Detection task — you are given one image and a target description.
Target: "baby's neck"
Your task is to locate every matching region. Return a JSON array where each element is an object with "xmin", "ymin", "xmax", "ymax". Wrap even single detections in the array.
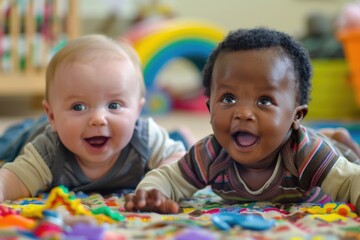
[
  {"xmin": 75, "ymin": 154, "xmax": 119, "ymax": 180},
  {"xmin": 236, "ymin": 156, "xmax": 279, "ymax": 192}
]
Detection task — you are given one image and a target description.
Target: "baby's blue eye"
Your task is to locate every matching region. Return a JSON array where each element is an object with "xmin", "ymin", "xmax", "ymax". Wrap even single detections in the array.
[
  {"xmin": 108, "ymin": 102, "xmax": 121, "ymax": 110},
  {"xmin": 72, "ymin": 104, "xmax": 86, "ymax": 111}
]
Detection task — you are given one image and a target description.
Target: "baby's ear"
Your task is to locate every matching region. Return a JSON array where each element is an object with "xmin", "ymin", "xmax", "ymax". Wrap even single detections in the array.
[
  {"xmin": 292, "ymin": 105, "xmax": 308, "ymax": 130},
  {"xmin": 206, "ymin": 99, "xmax": 210, "ymax": 113},
  {"xmin": 137, "ymin": 97, "xmax": 146, "ymax": 116},
  {"xmin": 42, "ymin": 100, "xmax": 56, "ymax": 131}
]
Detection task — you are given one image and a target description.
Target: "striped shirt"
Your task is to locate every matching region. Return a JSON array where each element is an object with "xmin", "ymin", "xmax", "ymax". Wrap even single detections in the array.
[{"xmin": 177, "ymin": 126, "xmax": 359, "ymax": 204}]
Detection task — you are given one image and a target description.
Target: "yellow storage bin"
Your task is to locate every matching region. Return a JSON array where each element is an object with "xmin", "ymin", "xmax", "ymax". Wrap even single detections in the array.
[{"xmin": 307, "ymin": 60, "xmax": 360, "ymax": 120}]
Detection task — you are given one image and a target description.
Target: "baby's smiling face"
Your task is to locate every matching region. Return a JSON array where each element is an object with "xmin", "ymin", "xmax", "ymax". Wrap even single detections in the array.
[
  {"xmin": 43, "ymin": 57, "xmax": 144, "ymax": 167},
  {"xmin": 208, "ymin": 48, "xmax": 306, "ymax": 170}
]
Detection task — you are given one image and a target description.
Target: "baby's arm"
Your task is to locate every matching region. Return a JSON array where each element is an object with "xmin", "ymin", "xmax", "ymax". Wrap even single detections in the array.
[
  {"xmin": 321, "ymin": 156, "xmax": 360, "ymax": 213},
  {"xmin": 158, "ymin": 152, "xmax": 185, "ymax": 166},
  {"xmin": 319, "ymin": 127, "xmax": 360, "ymax": 157},
  {"xmin": 146, "ymin": 118, "xmax": 187, "ymax": 168},
  {"xmin": 125, "ymin": 161, "xmax": 199, "ymax": 213},
  {"xmin": 1, "ymin": 143, "xmax": 52, "ymax": 199},
  {"xmin": 0, "ymin": 168, "xmax": 30, "ymax": 202}
]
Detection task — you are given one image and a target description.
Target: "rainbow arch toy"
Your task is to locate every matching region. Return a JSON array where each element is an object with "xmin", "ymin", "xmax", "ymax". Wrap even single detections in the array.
[
  {"xmin": 126, "ymin": 19, "xmax": 226, "ymax": 87},
  {"xmin": 124, "ymin": 19, "xmax": 226, "ymax": 113}
]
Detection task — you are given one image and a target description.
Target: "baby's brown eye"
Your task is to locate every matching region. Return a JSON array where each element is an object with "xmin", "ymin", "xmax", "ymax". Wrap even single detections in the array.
[
  {"xmin": 257, "ymin": 97, "xmax": 272, "ymax": 106},
  {"xmin": 222, "ymin": 95, "xmax": 236, "ymax": 104}
]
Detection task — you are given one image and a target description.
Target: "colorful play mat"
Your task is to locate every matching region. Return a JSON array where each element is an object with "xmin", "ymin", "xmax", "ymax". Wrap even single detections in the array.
[{"xmin": 0, "ymin": 185, "xmax": 359, "ymax": 239}]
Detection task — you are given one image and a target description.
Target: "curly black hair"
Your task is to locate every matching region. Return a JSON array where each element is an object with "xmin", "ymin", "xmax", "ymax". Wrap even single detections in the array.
[{"xmin": 202, "ymin": 27, "xmax": 312, "ymax": 105}]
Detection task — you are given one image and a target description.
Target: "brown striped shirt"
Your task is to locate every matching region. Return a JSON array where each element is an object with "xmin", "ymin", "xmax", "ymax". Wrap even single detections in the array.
[{"xmin": 177, "ymin": 126, "xmax": 359, "ymax": 204}]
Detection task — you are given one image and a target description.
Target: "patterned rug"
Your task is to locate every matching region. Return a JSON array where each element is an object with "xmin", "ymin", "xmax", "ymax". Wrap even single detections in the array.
[{"xmin": 1, "ymin": 186, "xmax": 360, "ymax": 239}]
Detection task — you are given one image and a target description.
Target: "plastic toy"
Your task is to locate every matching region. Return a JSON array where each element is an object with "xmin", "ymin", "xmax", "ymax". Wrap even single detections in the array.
[
  {"xmin": 0, "ymin": 205, "xmax": 18, "ymax": 216},
  {"xmin": 142, "ymin": 87, "xmax": 172, "ymax": 115},
  {"xmin": 20, "ymin": 185, "xmax": 89, "ymax": 218},
  {"xmin": 211, "ymin": 213, "xmax": 275, "ymax": 231},
  {"xmin": 124, "ymin": 18, "xmax": 226, "ymax": 114},
  {"xmin": 33, "ymin": 210, "xmax": 63, "ymax": 238},
  {"xmin": 91, "ymin": 206, "xmax": 125, "ymax": 222},
  {"xmin": 126, "ymin": 213, "xmax": 151, "ymax": 222},
  {"xmin": 309, "ymin": 213, "xmax": 349, "ymax": 222},
  {"xmin": 127, "ymin": 19, "xmax": 225, "ymax": 88},
  {"xmin": 20, "ymin": 185, "xmax": 125, "ymax": 224},
  {"xmin": 174, "ymin": 228, "xmax": 217, "ymax": 240},
  {"xmin": 300, "ymin": 202, "xmax": 358, "ymax": 218},
  {"xmin": 65, "ymin": 223, "xmax": 106, "ymax": 239},
  {"xmin": 0, "ymin": 214, "xmax": 36, "ymax": 230}
]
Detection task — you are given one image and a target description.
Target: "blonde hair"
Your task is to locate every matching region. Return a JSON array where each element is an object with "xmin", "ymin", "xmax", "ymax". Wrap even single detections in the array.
[{"xmin": 45, "ymin": 34, "xmax": 145, "ymax": 101}]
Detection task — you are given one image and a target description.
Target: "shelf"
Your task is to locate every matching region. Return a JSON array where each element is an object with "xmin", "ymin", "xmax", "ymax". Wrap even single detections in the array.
[
  {"xmin": 0, "ymin": 0, "xmax": 79, "ymax": 98},
  {"xmin": 0, "ymin": 74, "xmax": 45, "ymax": 97}
]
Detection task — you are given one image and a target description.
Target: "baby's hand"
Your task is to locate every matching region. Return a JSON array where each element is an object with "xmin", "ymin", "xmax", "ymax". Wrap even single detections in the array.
[{"xmin": 124, "ymin": 188, "xmax": 179, "ymax": 214}]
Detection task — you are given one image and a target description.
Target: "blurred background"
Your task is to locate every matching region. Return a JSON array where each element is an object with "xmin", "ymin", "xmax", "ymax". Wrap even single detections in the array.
[{"xmin": 0, "ymin": 0, "xmax": 359, "ymax": 142}]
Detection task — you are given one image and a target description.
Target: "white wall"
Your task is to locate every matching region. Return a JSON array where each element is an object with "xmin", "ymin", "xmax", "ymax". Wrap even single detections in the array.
[
  {"xmin": 80, "ymin": 0, "xmax": 353, "ymax": 37},
  {"xmin": 171, "ymin": 0, "xmax": 352, "ymax": 36}
]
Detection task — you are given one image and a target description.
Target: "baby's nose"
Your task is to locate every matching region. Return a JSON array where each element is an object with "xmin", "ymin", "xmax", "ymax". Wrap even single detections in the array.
[
  {"xmin": 233, "ymin": 107, "xmax": 255, "ymax": 121},
  {"xmin": 89, "ymin": 110, "xmax": 107, "ymax": 126}
]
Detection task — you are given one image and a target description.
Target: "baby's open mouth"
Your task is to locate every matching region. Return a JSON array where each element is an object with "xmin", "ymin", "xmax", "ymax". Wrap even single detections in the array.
[
  {"xmin": 85, "ymin": 136, "xmax": 109, "ymax": 148},
  {"xmin": 232, "ymin": 131, "xmax": 258, "ymax": 147}
]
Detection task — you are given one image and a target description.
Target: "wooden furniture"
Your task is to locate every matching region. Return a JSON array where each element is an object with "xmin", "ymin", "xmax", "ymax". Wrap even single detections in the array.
[{"xmin": 0, "ymin": 0, "xmax": 79, "ymax": 97}]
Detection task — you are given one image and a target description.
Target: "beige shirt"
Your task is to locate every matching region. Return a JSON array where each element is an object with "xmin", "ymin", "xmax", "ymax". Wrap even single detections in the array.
[{"xmin": 3, "ymin": 118, "xmax": 185, "ymax": 196}]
